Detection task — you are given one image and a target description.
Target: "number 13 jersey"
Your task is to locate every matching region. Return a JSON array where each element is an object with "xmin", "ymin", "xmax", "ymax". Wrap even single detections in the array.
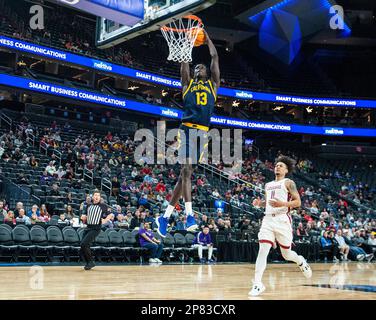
[{"xmin": 182, "ymin": 79, "xmax": 216, "ymax": 127}]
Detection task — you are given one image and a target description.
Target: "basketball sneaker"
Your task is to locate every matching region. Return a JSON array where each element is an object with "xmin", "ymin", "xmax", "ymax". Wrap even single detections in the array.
[
  {"xmin": 149, "ymin": 258, "xmax": 158, "ymax": 263},
  {"xmin": 154, "ymin": 258, "xmax": 163, "ymax": 263},
  {"xmin": 248, "ymin": 283, "xmax": 265, "ymax": 296},
  {"xmin": 298, "ymin": 256, "xmax": 312, "ymax": 278},
  {"xmin": 156, "ymin": 216, "xmax": 168, "ymax": 238},
  {"xmin": 186, "ymin": 214, "xmax": 198, "ymax": 232},
  {"xmin": 84, "ymin": 261, "xmax": 95, "ymax": 270},
  {"xmin": 365, "ymin": 253, "xmax": 374, "ymax": 262}
]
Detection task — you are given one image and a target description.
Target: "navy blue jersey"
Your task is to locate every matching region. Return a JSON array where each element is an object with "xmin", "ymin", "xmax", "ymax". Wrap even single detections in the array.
[{"xmin": 182, "ymin": 79, "xmax": 216, "ymax": 128}]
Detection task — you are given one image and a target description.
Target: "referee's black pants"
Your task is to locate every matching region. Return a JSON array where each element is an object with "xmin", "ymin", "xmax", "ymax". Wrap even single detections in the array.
[{"xmin": 80, "ymin": 226, "xmax": 101, "ymax": 263}]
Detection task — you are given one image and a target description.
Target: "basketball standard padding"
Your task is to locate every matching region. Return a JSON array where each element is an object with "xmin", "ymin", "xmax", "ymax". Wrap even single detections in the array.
[{"xmin": 194, "ymin": 29, "xmax": 206, "ymax": 47}]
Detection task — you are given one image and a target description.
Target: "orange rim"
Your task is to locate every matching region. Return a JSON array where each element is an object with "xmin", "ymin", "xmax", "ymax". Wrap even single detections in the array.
[{"xmin": 161, "ymin": 15, "xmax": 203, "ymax": 33}]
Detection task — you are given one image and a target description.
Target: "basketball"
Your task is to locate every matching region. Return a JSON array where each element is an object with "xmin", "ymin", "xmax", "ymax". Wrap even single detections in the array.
[{"xmin": 194, "ymin": 28, "xmax": 206, "ymax": 47}]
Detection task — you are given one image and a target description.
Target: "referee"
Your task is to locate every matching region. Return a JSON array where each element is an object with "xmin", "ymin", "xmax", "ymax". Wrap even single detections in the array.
[{"xmin": 80, "ymin": 190, "xmax": 111, "ymax": 270}]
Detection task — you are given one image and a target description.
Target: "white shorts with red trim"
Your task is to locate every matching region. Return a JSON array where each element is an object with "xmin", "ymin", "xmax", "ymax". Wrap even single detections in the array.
[{"xmin": 258, "ymin": 213, "xmax": 293, "ymax": 249}]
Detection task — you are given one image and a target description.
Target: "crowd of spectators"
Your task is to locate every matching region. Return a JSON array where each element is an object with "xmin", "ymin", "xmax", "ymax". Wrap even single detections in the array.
[{"xmin": 0, "ymin": 113, "xmax": 375, "ymax": 263}]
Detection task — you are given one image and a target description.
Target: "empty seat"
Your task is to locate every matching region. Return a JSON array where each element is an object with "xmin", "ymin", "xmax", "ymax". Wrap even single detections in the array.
[
  {"xmin": 62, "ymin": 226, "xmax": 81, "ymax": 261},
  {"xmin": 46, "ymin": 226, "xmax": 70, "ymax": 261},
  {"xmin": 12, "ymin": 227, "xmax": 35, "ymax": 262}
]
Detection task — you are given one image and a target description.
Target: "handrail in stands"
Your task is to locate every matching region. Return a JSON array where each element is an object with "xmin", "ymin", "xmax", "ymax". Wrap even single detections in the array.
[
  {"xmin": 83, "ymin": 166, "xmax": 94, "ymax": 185},
  {"xmin": 101, "ymin": 177, "xmax": 112, "ymax": 194},
  {"xmin": 0, "ymin": 111, "xmax": 12, "ymax": 129}
]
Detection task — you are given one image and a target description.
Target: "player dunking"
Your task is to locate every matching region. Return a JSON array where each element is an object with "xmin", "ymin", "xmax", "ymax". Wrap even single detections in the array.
[
  {"xmin": 156, "ymin": 29, "xmax": 220, "ymax": 237},
  {"xmin": 249, "ymin": 156, "xmax": 312, "ymax": 296}
]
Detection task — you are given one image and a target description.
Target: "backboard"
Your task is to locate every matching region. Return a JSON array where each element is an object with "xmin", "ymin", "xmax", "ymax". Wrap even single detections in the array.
[{"xmin": 95, "ymin": 0, "xmax": 216, "ymax": 49}]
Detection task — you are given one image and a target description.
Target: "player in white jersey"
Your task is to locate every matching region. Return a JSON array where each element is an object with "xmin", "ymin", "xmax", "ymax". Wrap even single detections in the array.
[{"xmin": 249, "ymin": 156, "xmax": 312, "ymax": 296}]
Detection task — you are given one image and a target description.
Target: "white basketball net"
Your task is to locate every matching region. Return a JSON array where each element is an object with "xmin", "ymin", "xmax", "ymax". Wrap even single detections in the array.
[{"xmin": 161, "ymin": 16, "xmax": 203, "ymax": 63}]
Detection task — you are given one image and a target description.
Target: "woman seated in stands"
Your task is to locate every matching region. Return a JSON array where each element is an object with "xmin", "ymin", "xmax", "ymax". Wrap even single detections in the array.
[
  {"xmin": 39, "ymin": 204, "xmax": 50, "ymax": 222},
  {"xmin": 29, "ymin": 155, "xmax": 38, "ymax": 168},
  {"xmin": 4, "ymin": 211, "xmax": 16, "ymax": 224},
  {"xmin": 296, "ymin": 222, "xmax": 308, "ymax": 238}
]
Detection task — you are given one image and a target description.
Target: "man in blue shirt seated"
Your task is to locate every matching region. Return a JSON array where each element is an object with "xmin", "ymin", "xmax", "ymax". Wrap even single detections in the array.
[
  {"xmin": 193, "ymin": 226, "xmax": 214, "ymax": 264},
  {"xmin": 138, "ymin": 222, "xmax": 163, "ymax": 263}
]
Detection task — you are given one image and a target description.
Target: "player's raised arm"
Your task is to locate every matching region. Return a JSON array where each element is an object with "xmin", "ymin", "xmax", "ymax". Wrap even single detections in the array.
[
  {"xmin": 203, "ymin": 30, "xmax": 220, "ymax": 90},
  {"xmin": 181, "ymin": 62, "xmax": 191, "ymax": 91}
]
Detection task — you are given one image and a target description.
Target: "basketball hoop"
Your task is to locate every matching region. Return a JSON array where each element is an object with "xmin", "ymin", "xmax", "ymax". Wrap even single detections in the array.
[{"xmin": 161, "ymin": 15, "xmax": 203, "ymax": 63}]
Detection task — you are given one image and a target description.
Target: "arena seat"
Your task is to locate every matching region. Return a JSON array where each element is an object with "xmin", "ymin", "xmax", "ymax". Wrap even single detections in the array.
[
  {"xmin": 173, "ymin": 233, "xmax": 187, "ymax": 262},
  {"xmin": 46, "ymin": 226, "xmax": 70, "ymax": 261},
  {"xmin": 107, "ymin": 230, "xmax": 127, "ymax": 262},
  {"xmin": 30, "ymin": 226, "xmax": 52, "ymax": 262},
  {"xmin": 122, "ymin": 230, "xmax": 141, "ymax": 262},
  {"xmin": 62, "ymin": 226, "xmax": 81, "ymax": 261},
  {"xmin": 0, "ymin": 227, "xmax": 17, "ymax": 262},
  {"xmin": 162, "ymin": 233, "xmax": 175, "ymax": 261},
  {"xmin": 92, "ymin": 231, "xmax": 110, "ymax": 262},
  {"xmin": 12, "ymin": 226, "xmax": 35, "ymax": 262}
]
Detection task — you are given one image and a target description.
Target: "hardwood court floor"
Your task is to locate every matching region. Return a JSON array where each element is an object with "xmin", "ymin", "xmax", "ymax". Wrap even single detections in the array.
[{"xmin": 0, "ymin": 262, "xmax": 375, "ymax": 300}]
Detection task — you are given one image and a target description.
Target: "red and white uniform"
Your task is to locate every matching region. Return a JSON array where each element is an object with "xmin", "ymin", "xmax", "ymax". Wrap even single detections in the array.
[{"xmin": 258, "ymin": 178, "xmax": 293, "ymax": 249}]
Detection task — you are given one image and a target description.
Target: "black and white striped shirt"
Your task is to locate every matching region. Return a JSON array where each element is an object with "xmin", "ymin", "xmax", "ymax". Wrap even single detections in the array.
[{"xmin": 86, "ymin": 203, "xmax": 108, "ymax": 226}]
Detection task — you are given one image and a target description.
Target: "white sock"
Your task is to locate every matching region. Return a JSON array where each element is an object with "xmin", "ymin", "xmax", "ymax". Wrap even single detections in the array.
[
  {"xmin": 254, "ymin": 243, "xmax": 271, "ymax": 284},
  {"xmin": 185, "ymin": 202, "xmax": 193, "ymax": 216},
  {"xmin": 280, "ymin": 248, "xmax": 302, "ymax": 264},
  {"xmin": 163, "ymin": 205, "xmax": 174, "ymax": 218}
]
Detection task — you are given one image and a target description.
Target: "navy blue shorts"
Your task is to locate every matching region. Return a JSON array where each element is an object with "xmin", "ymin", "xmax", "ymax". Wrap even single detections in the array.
[{"xmin": 177, "ymin": 125, "xmax": 209, "ymax": 164}]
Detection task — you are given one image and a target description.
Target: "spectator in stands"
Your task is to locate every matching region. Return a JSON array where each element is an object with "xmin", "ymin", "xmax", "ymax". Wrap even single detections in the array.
[
  {"xmin": 46, "ymin": 161, "xmax": 57, "ymax": 176},
  {"xmin": 16, "ymin": 209, "xmax": 31, "ymax": 225},
  {"xmin": 155, "ymin": 179, "xmax": 166, "ymax": 193},
  {"xmin": 138, "ymin": 222, "xmax": 163, "ymax": 263},
  {"xmin": 39, "ymin": 204, "xmax": 50, "ymax": 222},
  {"xmin": 335, "ymin": 229, "xmax": 350, "ymax": 261},
  {"xmin": 131, "ymin": 167, "xmax": 139, "ymax": 179},
  {"xmin": 16, "ymin": 173, "xmax": 29, "ymax": 185},
  {"xmin": 56, "ymin": 166, "xmax": 66, "ymax": 180},
  {"xmin": 40, "ymin": 170, "xmax": 52, "ymax": 184},
  {"xmin": 342, "ymin": 230, "xmax": 372, "ymax": 261},
  {"xmin": 49, "ymin": 184, "xmax": 61, "ymax": 197},
  {"xmin": 216, "ymin": 218, "xmax": 227, "ymax": 232},
  {"xmin": 130, "ymin": 210, "xmax": 143, "ymax": 229},
  {"xmin": 0, "ymin": 201, "xmax": 7, "ymax": 217},
  {"xmin": 101, "ymin": 163, "xmax": 111, "ymax": 177},
  {"xmin": 176, "ymin": 216, "xmax": 187, "ymax": 231},
  {"xmin": 18, "ymin": 154, "xmax": 28, "ymax": 167},
  {"xmin": 352, "ymin": 230, "xmax": 374, "ymax": 260},
  {"xmin": 102, "ymin": 213, "xmax": 115, "ymax": 229},
  {"xmin": 58, "ymin": 213, "xmax": 70, "ymax": 225},
  {"xmin": 303, "ymin": 210, "xmax": 313, "ymax": 223},
  {"xmin": 368, "ymin": 233, "xmax": 376, "ymax": 254},
  {"xmin": 12, "ymin": 148, "xmax": 23, "ymax": 162},
  {"xmin": 65, "ymin": 205, "xmax": 75, "ymax": 219},
  {"xmin": 27, "ymin": 205, "xmax": 40, "ymax": 218},
  {"xmin": 320, "ymin": 230, "xmax": 338, "ymax": 261},
  {"xmin": 296, "ymin": 222, "xmax": 308, "ymax": 238},
  {"xmin": 113, "ymin": 205, "xmax": 123, "ymax": 218},
  {"xmin": 30, "ymin": 212, "xmax": 40, "ymax": 225},
  {"xmin": 4, "ymin": 211, "xmax": 16, "ymax": 225},
  {"xmin": 144, "ymin": 210, "xmax": 155, "ymax": 224},
  {"xmin": 29, "ymin": 155, "xmax": 38, "ymax": 168},
  {"xmin": 208, "ymin": 218, "xmax": 218, "ymax": 232},
  {"xmin": 14, "ymin": 202, "xmax": 24, "ymax": 218},
  {"xmin": 109, "ymin": 156, "xmax": 119, "ymax": 167},
  {"xmin": 111, "ymin": 176, "xmax": 120, "ymax": 197},
  {"xmin": 192, "ymin": 226, "xmax": 214, "ymax": 264},
  {"xmin": 123, "ymin": 211, "xmax": 133, "ymax": 228},
  {"xmin": 199, "ymin": 214, "xmax": 208, "ymax": 230}
]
